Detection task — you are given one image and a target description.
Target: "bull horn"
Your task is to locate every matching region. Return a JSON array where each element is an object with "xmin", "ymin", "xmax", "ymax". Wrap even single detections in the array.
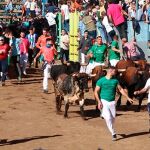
[
  {"xmin": 117, "ymin": 69, "xmax": 126, "ymax": 72},
  {"xmin": 81, "ymin": 63, "xmax": 88, "ymax": 66},
  {"xmin": 89, "ymin": 74, "xmax": 96, "ymax": 77},
  {"xmin": 133, "ymin": 61, "xmax": 139, "ymax": 64},
  {"xmin": 138, "ymin": 71, "xmax": 144, "ymax": 74},
  {"xmin": 72, "ymin": 73, "xmax": 77, "ymax": 77},
  {"xmin": 66, "ymin": 62, "xmax": 70, "ymax": 66},
  {"xmin": 102, "ymin": 68, "xmax": 108, "ymax": 71}
]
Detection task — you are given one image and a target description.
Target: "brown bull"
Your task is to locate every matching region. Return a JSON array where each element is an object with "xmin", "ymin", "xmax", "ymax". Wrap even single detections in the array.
[
  {"xmin": 117, "ymin": 66, "xmax": 150, "ymax": 111},
  {"xmin": 116, "ymin": 59, "xmax": 149, "ymax": 70}
]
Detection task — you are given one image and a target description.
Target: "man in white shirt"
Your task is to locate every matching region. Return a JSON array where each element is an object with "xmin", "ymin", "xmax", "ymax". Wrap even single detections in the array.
[
  {"xmin": 134, "ymin": 77, "xmax": 150, "ymax": 112},
  {"xmin": 61, "ymin": 1, "xmax": 70, "ymax": 32},
  {"xmin": 134, "ymin": 69, "xmax": 150, "ymax": 133},
  {"xmin": 45, "ymin": 10, "xmax": 57, "ymax": 41}
]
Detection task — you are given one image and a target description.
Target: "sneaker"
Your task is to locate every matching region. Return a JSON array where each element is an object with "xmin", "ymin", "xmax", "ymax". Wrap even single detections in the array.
[
  {"xmin": 18, "ymin": 76, "xmax": 22, "ymax": 82},
  {"xmin": 23, "ymin": 71, "xmax": 27, "ymax": 75},
  {"xmin": 112, "ymin": 134, "xmax": 117, "ymax": 141},
  {"xmin": 43, "ymin": 90, "xmax": 48, "ymax": 94}
]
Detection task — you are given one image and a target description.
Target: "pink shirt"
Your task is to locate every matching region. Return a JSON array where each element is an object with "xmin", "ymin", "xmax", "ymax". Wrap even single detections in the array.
[
  {"xmin": 19, "ymin": 38, "xmax": 30, "ymax": 54},
  {"xmin": 124, "ymin": 40, "xmax": 139, "ymax": 58},
  {"xmin": 40, "ymin": 46, "xmax": 56, "ymax": 62},
  {"xmin": 107, "ymin": 4, "xmax": 125, "ymax": 26}
]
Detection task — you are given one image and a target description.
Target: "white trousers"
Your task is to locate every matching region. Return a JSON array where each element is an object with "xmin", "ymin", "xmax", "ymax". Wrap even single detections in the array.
[
  {"xmin": 85, "ymin": 62, "xmax": 95, "ymax": 75},
  {"xmin": 43, "ymin": 63, "xmax": 51, "ymax": 91},
  {"xmin": 80, "ymin": 53, "xmax": 87, "ymax": 73},
  {"xmin": 85, "ymin": 61, "xmax": 105, "ymax": 75},
  {"xmin": 94, "ymin": 62, "xmax": 105, "ymax": 68},
  {"xmin": 20, "ymin": 53, "xmax": 28, "ymax": 73},
  {"xmin": 109, "ymin": 59, "xmax": 119, "ymax": 67},
  {"xmin": 101, "ymin": 99, "xmax": 116, "ymax": 136}
]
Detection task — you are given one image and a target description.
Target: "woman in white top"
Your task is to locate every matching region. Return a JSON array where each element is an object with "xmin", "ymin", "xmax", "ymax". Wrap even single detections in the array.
[
  {"xmin": 24, "ymin": 0, "xmax": 31, "ymax": 16},
  {"xmin": 60, "ymin": 29, "xmax": 69, "ymax": 63},
  {"xmin": 30, "ymin": 0, "xmax": 37, "ymax": 18}
]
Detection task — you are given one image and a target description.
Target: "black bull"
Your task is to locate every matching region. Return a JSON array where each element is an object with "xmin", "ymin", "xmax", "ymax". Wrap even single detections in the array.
[{"xmin": 53, "ymin": 73, "xmax": 89, "ymax": 118}]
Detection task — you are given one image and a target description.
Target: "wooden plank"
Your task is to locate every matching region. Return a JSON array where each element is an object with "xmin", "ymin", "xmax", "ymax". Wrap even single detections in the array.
[
  {"xmin": 0, "ymin": 16, "xmax": 22, "ymax": 19},
  {"xmin": 0, "ymin": 10, "xmax": 22, "ymax": 13},
  {"xmin": 0, "ymin": 2, "xmax": 22, "ymax": 5}
]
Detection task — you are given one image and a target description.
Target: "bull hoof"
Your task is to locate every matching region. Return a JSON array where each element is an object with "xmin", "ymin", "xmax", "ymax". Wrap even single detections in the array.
[
  {"xmin": 116, "ymin": 102, "xmax": 121, "ymax": 108},
  {"xmin": 135, "ymin": 108, "xmax": 141, "ymax": 112},
  {"xmin": 82, "ymin": 117, "xmax": 87, "ymax": 120},
  {"xmin": 84, "ymin": 89, "xmax": 89, "ymax": 92},
  {"xmin": 56, "ymin": 111, "xmax": 62, "ymax": 115},
  {"xmin": 64, "ymin": 114, "xmax": 68, "ymax": 118}
]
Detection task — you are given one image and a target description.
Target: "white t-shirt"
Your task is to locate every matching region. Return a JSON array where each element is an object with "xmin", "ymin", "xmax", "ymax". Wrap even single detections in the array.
[
  {"xmin": 61, "ymin": 4, "xmax": 69, "ymax": 20},
  {"xmin": 144, "ymin": 78, "xmax": 150, "ymax": 103},
  {"xmin": 102, "ymin": 16, "xmax": 113, "ymax": 33},
  {"xmin": 30, "ymin": 2, "xmax": 37, "ymax": 11},
  {"xmin": 45, "ymin": 12, "xmax": 56, "ymax": 26},
  {"xmin": 60, "ymin": 34, "xmax": 69, "ymax": 50},
  {"xmin": 24, "ymin": 1, "xmax": 31, "ymax": 9}
]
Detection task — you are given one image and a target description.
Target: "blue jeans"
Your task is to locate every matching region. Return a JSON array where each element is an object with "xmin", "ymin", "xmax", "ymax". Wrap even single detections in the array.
[
  {"xmin": 0, "ymin": 59, "xmax": 8, "ymax": 82},
  {"xmin": 26, "ymin": 8, "xmax": 30, "ymax": 16},
  {"xmin": 63, "ymin": 19, "xmax": 69, "ymax": 32},
  {"xmin": 96, "ymin": 21, "xmax": 107, "ymax": 43}
]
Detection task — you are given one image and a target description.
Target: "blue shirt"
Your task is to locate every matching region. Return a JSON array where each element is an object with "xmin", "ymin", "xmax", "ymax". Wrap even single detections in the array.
[{"xmin": 10, "ymin": 37, "xmax": 20, "ymax": 56}]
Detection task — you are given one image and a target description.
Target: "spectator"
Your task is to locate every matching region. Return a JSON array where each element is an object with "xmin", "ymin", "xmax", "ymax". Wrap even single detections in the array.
[
  {"xmin": 122, "ymin": 38, "xmax": 141, "ymax": 61},
  {"xmin": 24, "ymin": 0, "xmax": 31, "ymax": 16},
  {"xmin": 101, "ymin": 11, "xmax": 116, "ymax": 44},
  {"xmin": 107, "ymin": 0, "xmax": 128, "ymax": 39},
  {"xmin": 19, "ymin": 31, "xmax": 30, "ymax": 75},
  {"xmin": 82, "ymin": 10, "xmax": 97, "ymax": 39},
  {"xmin": 26, "ymin": 27, "xmax": 38, "ymax": 68},
  {"xmin": 78, "ymin": 15, "xmax": 86, "ymax": 36},
  {"xmin": 5, "ymin": 0, "xmax": 13, "ymax": 14},
  {"xmin": 78, "ymin": 30, "xmax": 92, "ymax": 73},
  {"xmin": 61, "ymin": 1, "xmax": 70, "ymax": 32},
  {"xmin": 0, "ymin": 36, "xmax": 10, "ymax": 86},
  {"xmin": 7, "ymin": 31, "xmax": 22, "ymax": 81},
  {"xmin": 60, "ymin": 29, "xmax": 69, "ymax": 64},
  {"xmin": 45, "ymin": 9, "xmax": 57, "ymax": 41},
  {"xmin": 30, "ymin": 0, "xmax": 37, "ymax": 18}
]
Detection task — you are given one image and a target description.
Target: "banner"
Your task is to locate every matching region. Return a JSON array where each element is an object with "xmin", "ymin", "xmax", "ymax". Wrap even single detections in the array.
[{"xmin": 69, "ymin": 11, "xmax": 79, "ymax": 62}]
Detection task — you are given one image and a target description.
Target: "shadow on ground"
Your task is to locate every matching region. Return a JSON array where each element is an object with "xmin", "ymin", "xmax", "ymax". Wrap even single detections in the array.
[{"xmin": 0, "ymin": 135, "xmax": 63, "ymax": 146}]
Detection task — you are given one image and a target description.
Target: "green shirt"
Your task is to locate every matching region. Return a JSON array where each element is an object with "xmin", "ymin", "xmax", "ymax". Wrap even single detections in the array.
[
  {"xmin": 109, "ymin": 40, "xmax": 120, "ymax": 60},
  {"xmin": 96, "ymin": 76, "xmax": 119, "ymax": 102},
  {"xmin": 89, "ymin": 44, "xmax": 107, "ymax": 63}
]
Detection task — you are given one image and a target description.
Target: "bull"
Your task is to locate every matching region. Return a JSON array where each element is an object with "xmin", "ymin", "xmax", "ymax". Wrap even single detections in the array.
[
  {"xmin": 50, "ymin": 61, "xmax": 80, "ymax": 81},
  {"xmin": 54, "ymin": 73, "xmax": 89, "ymax": 119},
  {"xmin": 117, "ymin": 65, "xmax": 150, "ymax": 111}
]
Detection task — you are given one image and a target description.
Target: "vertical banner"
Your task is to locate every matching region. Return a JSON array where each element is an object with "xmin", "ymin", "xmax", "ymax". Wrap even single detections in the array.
[{"xmin": 69, "ymin": 11, "xmax": 79, "ymax": 62}]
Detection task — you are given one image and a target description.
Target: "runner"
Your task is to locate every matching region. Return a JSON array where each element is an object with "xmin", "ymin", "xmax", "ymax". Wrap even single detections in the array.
[{"xmin": 34, "ymin": 38, "xmax": 57, "ymax": 93}]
